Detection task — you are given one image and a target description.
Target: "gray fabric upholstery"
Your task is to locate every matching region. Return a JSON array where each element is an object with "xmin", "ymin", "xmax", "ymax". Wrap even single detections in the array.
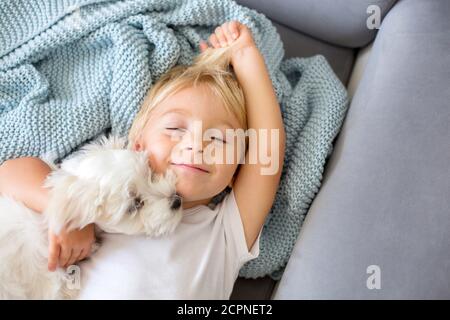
[
  {"xmin": 272, "ymin": 21, "xmax": 355, "ymax": 85},
  {"xmin": 273, "ymin": 0, "xmax": 450, "ymax": 299},
  {"xmin": 236, "ymin": 0, "xmax": 397, "ymax": 48}
]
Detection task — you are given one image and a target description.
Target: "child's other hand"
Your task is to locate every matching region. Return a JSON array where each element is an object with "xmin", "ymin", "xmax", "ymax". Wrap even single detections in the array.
[
  {"xmin": 48, "ymin": 223, "xmax": 96, "ymax": 272},
  {"xmin": 199, "ymin": 20, "xmax": 258, "ymax": 65}
]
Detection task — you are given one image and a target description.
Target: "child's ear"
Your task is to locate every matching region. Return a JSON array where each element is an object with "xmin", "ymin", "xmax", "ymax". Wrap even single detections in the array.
[{"xmin": 133, "ymin": 140, "xmax": 143, "ymax": 151}]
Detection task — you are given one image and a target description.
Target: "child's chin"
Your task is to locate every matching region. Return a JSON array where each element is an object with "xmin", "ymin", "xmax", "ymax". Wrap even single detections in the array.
[
  {"xmin": 174, "ymin": 187, "xmax": 195, "ymax": 200},
  {"xmin": 176, "ymin": 189, "xmax": 207, "ymax": 203}
]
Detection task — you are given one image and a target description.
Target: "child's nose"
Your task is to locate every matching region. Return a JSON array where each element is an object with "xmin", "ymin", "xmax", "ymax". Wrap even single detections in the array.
[
  {"xmin": 183, "ymin": 132, "xmax": 206, "ymax": 154},
  {"xmin": 185, "ymin": 144, "xmax": 203, "ymax": 154}
]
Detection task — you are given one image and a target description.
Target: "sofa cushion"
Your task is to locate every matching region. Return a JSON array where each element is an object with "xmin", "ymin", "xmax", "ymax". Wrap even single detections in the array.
[
  {"xmin": 236, "ymin": 0, "xmax": 397, "ymax": 48},
  {"xmin": 273, "ymin": 0, "xmax": 450, "ymax": 299}
]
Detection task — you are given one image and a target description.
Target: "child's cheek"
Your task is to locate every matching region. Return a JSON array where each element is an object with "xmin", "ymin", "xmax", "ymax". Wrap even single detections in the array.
[{"xmin": 145, "ymin": 136, "xmax": 172, "ymax": 174}]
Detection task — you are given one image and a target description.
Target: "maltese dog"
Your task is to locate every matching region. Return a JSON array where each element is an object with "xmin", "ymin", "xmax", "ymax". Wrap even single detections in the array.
[{"xmin": 0, "ymin": 135, "xmax": 183, "ymax": 299}]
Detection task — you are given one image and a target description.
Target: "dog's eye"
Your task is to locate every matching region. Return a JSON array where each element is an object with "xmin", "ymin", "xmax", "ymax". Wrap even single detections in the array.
[
  {"xmin": 127, "ymin": 197, "xmax": 144, "ymax": 214},
  {"xmin": 134, "ymin": 197, "xmax": 144, "ymax": 210}
]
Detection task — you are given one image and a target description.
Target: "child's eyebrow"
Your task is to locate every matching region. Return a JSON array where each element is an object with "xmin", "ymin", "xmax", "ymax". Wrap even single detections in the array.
[
  {"xmin": 159, "ymin": 108, "xmax": 190, "ymax": 117},
  {"xmin": 160, "ymin": 108, "xmax": 236, "ymax": 129}
]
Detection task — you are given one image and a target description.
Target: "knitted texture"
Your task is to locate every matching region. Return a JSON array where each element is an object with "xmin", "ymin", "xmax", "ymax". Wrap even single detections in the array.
[{"xmin": 0, "ymin": 0, "xmax": 349, "ymax": 280}]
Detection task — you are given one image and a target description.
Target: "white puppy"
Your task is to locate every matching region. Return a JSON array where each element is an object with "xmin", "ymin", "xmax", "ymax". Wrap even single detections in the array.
[{"xmin": 0, "ymin": 135, "xmax": 183, "ymax": 299}]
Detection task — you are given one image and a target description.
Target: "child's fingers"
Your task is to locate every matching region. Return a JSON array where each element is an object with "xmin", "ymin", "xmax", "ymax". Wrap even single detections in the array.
[
  {"xmin": 68, "ymin": 249, "xmax": 82, "ymax": 266},
  {"xmin": 220, "ymin": 22, "xmax": 234, "ymax": 44},
  {"xmin": 214, "ymin": 26, "xmax": 228, "ymax": 47},
  {"xmin": 208, "ymin": 33, "xmax": 221, "ymax": 48},
  {"xmin": 227, "ymin": 20, "xmax": 240, "ymax": 39},
  {"xmin": 79, "ymin": 248, "xmax": 88, "ymax": 261},
  {"xmin": 79, "ymin": 248, "xmax": 90, "ymax": 261},
  {"xmin": 48, "ymin": 235, "xmax": 60, "ymax": 271},
  {"xmin": 59, "ymin": 247, "xmax": 73, "ymax": 268},
  {"xmin": 199, "ymin": 40, "xmax": 209, "ymax": 53}
]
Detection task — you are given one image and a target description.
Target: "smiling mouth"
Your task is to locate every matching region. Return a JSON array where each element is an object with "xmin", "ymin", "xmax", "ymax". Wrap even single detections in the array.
[{"xmin": 171, "ymin": 163, "xmax": 209, "ymax": 173}]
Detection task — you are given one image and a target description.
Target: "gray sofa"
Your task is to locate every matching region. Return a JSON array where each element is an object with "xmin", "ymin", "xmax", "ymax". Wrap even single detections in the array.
[{"xmin": 231, "ymin": 0, "xmax": 450, "ymax": 299}]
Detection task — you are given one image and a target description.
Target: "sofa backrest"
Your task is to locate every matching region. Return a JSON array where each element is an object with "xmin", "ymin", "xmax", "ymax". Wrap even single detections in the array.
[{"xmin": 236, "ymin": 0, "xmax": 397, "ymax": 48}]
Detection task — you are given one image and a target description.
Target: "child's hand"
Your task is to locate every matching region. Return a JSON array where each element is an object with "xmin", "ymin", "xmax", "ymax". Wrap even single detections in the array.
[
  {"xmin": 199, "ymin": 20, "xmax": 258, "ymax": 65},
  {"xmin": 48, "ymin": 223, "xmax": 96, "ymax": 271}
]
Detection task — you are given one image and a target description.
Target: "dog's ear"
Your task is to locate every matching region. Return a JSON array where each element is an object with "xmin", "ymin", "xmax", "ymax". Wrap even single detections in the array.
[
  {"xmin": 44, "ymin": 170, "xmax": 99, "ymax": 235},
  {"xmin": 164, "ymin": 168, "xmax": 178, "ymax": 186},
  {"xmin": 101, "ymin": 135, "xmax": 127, "ymax": 150},
  {"xmin": 149, "ymin": 172, "xmax": 157, "ymax": 184},
  {"xmin": 150, "ymin": 168, "xmax": 178, "ymax": 195}
]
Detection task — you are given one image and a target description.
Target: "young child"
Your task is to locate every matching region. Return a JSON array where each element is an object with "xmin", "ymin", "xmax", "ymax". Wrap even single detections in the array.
[{"xmin": 0, "ymin": 21, "xmax": 285, "ymax": 299}]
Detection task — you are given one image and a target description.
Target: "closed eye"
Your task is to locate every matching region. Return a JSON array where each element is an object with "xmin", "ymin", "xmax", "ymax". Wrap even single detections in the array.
[
  {"xmin": 211, "ymin": 136, "xmax": 226, "ymax": 144},
  {"xmin": 127, "ymin": 197, "xmax": 144, "ymax": 214}
]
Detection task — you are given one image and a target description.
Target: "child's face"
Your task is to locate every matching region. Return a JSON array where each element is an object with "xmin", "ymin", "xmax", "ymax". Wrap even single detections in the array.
[{"xmin": 133, "ymin": 84, "xmax": 244, "ymax": 208}]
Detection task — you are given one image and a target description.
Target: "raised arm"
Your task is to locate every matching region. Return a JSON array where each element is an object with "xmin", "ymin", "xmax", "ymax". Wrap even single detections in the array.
[{"xmin": 201, "ymin": 21, "xmax": 286, "ymax": 250}]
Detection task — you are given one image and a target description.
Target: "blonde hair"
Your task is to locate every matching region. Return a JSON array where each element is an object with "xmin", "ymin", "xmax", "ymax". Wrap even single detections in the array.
[{"xmin": 128, "ymin": 46, "xmax": 247, "ymax": 145}]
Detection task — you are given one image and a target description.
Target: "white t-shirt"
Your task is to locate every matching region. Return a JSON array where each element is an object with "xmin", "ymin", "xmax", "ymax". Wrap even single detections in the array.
[{"xmin": 77, "ymin": 189, "xmax": 261, "ymax": 299}]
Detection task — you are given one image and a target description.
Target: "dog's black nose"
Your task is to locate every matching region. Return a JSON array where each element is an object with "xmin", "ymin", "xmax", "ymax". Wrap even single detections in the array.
[{"xmin": 170, "ymin": 194, "xmax": 182, "ymax": 210}]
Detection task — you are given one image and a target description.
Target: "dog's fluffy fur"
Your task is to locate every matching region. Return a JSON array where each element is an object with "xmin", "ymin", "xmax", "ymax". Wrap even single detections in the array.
[{"xmin": 0, "ymin": 135, "xmax": 183, "ymax": 299}]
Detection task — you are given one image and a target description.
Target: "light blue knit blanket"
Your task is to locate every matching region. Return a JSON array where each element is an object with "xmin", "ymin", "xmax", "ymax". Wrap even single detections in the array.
[{"xmin": 0, "ymin": 0, "xmax": 348, "ymax": 280}]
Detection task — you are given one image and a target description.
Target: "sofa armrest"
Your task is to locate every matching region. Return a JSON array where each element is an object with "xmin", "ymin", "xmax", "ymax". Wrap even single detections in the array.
[{"xmin": 273, "ymin": 0, "xmax": 450, "ymax": 299}]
